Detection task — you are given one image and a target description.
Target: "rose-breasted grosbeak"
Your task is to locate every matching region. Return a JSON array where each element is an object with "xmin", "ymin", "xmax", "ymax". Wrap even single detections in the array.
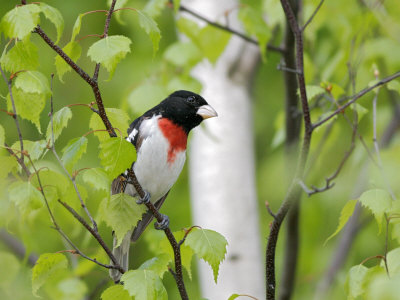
[{"xmin": 109, "ymin": 90, "xmax": 217, "ymax": 282}]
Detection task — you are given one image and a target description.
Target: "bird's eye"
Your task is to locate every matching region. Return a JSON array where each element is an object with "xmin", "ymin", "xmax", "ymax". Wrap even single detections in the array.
[{"xmin": 187, "ymin": 96, "xmax": 196, "ymax": 103}]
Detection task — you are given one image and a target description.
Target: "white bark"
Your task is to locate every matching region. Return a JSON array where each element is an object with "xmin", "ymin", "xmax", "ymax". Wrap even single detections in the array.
[{"xmin": 184, "ymin": 1, "xmax": 264, "ymax": 298}]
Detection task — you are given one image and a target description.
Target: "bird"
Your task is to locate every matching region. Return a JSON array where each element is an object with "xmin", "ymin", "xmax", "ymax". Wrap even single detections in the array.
[{"xmin": 109, "ymin": 90, "xmax": 218, "ymax": 282}]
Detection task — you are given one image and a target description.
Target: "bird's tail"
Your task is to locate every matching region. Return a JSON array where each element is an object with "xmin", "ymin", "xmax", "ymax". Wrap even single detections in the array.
[{"xmin": 109, "ymin": 230, "xmax": 131, "ymax": 283}]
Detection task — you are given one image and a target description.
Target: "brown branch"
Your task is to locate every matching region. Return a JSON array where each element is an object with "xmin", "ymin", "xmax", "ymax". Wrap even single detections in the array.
[
  {"xmin": 301, "ymin": 0, "xmax": 325, "ymax": 31},
  {"xmin": 178, "ymin": 5, "xmax": 286, "ymax": 54},
  {"xmin": 33, "ymin": 26, "xmax": 117, "ymax": 137},
  {"xmin": 127, "ymin": 169, "xmax": 188, "ymax": 300},
  {"xmin": 312, "ymin": 71, "xmax": 400, "ymax": 129}
]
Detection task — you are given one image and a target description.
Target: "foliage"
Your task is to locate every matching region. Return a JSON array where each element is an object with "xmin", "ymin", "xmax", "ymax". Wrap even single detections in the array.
[{"xmin": 0, "ymin": 0, "xmax": 400, "ymax": 299}]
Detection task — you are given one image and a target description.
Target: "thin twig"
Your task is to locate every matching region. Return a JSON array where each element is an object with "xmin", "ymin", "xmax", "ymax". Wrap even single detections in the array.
[
  {"xmin": 0, "ymin": 65, "xmax": 25, "ymax": 166},
  {"xmin": 312, "ymin": 71, "xmax": 400, "ymax": 129},
  {"xmin": 302, "ymin": 0, "xmax": 325, "ymax": 31},
  {"xmin": 179, "ymin": 5, "xmax": 285, "ymax": 54}
]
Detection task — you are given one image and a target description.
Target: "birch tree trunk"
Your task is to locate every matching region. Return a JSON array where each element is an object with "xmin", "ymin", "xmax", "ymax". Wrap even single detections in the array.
[{"xmin": 184, "ymin": 1, "xmax": 264, "ymax": 298}]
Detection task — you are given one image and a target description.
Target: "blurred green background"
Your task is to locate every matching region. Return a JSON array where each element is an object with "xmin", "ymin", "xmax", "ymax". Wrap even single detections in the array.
[{"xmin": 1, "ymin": 0, "xmax": 400, "ymax": 299}]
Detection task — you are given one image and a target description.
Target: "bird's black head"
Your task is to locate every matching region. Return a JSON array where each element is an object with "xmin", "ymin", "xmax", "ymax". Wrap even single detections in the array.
[{"xmin": 157, "ymin": 90, "xmax": 218, "ymax": 132}]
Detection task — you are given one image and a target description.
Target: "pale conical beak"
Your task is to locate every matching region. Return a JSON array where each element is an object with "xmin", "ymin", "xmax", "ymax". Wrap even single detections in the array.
[{"xmin": 197, "ymin": 104, "xmax": 218, "ymax": 119}]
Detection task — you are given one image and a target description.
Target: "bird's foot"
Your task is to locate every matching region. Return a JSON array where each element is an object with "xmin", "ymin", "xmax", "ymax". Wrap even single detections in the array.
[
  {"xmin": 154, "ymin": 214, "xmax": 170, "ymax": 230},
  {"xmin": 136, "ymin": 190, "xmax": 151, "ymax": 204}
]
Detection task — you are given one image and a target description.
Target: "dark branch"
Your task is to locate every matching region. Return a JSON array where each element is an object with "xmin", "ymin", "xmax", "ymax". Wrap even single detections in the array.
[
  {"xmin": 0, "ymin": 229, "xmax": 38, "ymax": 266},
  {"xmin": 312, "ymin": 71, "xmax": 400, "ymax": 129},
  {"xmin": 302, "ymin": 0, "xmax": 325, "ymax": 31},
  {"xmin": 179, "ymin": 5, "xmax": 285, "ymax": 54}
]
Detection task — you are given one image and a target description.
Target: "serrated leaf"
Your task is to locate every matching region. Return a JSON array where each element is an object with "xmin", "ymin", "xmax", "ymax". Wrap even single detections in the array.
[
  {"xmin": 139, "ymin": 254, "xmax": 171, "ymax": 278},
  {"xmin": 82, "ymin": 168, "xmax": 110, "ymax": 192},
  {"xmin": 61, "ymin": 137, "xmax": 88, "ymax": 171},
  {"xmin": 8, "ymin": 181, "xmax": 43, "ymax": 216},
  {"xmin": 137, "ymin": 10, "xmax": 161, "ymax": 55},
  {"xmin": 32, "ymin": 253, "xmax": 68, "ymax": 296},
  {"xmin": 164, "ymin": 41, "xmax": 202, "ymax": 67},
  {"xmin": 7, "ymin": 88, "xmax": 46, "ymax": 133},
  {"xmin": 87, "ymin": 35, "xmax": 131, "ymax": 79},
  {"xmin": 15, "ymin": 71, "xmax": 50, "ymax": 95},
  {"xmin": 386, "ymin": 248, "xmax": 400, "ymax": 276},
  {"xmin": 121, "ymin": 270, "xmax": 167, "ymax": 300},
  {"xmin": 89, "ymin": 108, "xmax": 130, "ymax": 141},
  {"xmin": 30, "ymin": 169, "xmax": 69, "ymax": 202},
  {"xmin": 101, "ymin": 284, "xmax": 132, "ymax": 300},
  {"xmin": 99, "ymin": 137, "xmax": 136, "ymax": 179},
  {"xmin": 39, "ymin": 3, "xmax": 64, "ymax": 44},
  {"xmin": 197, "ymin": 25, "xmax": 231, "ymax": 64},
  {"xmin": 185, "ymin": 228, "xmax": 228, "ymax": 283},
  {"xmin": 387, "ymin": 80, "xmax": 400, "ymax": 94},
  {"xmin": 359, "ymin": 189, "xmax": 392, "ymax": 231},
  {"xmin": 102, "ymin": 193, "xmax": 146, "ymax": 247},
  {"xmin": 46, "ymin": 107, "xmax": 73, "ymax": 143},
  {"xmin": 71, "ymin": 13, "xmax": 84, "ymax": 41},
  {"xmin": 11, "ymin": 140, "xmax": 46, "ymax": 161},
  {"xmin": 128, "ymin": 83, "xmax": 166, "ymax": 115},
  {"xmin": 0, "ymin": 37, "xmax": 39, "ymax": 72},
  {"xmin": 0, "ymin": 252, "xmax": 20, "ymax": 287},
  {"xmin": 0, "ymin": 4, "xmax": 41, "ymax": 39},
  {"xmin": 144, "ymin": 0, "xmax": 168, "ymax": 18},
  {"xmin": 345, "ymin": 265, "xmax": 368, "ymax": 299},
  {"xmin": 238, "ymin": 6, "xmax": 270, "ymax": 60},
  {"xmin": 325, "ymin": 199, "xmax": 358, "ymax": 245},
  {"xmin": 55, "ymin": 41, "xmax": 82, "ymax": 82}
]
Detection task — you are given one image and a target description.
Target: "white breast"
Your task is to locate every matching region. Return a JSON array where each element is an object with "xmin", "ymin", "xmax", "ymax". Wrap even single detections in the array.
[{"xmin": 125, "ymin": 116, "xmax": 186, "ymax": 202}]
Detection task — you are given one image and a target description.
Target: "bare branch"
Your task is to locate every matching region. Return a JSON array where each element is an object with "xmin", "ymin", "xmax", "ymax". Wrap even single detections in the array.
[
  {"xmin": 312, "ymin": 71, "xmax": 400, "ymax": 129},
  {"xmin": 0, "ymin": 229, "xmax": 38, "ymax": 266},
  {"xmin": 302, "ymin": 0, "xmax": 325, "ymax": 31}
]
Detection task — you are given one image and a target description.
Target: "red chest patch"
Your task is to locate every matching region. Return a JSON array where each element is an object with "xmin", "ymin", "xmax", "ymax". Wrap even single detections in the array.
[{"xmin": 158, "ymin": 118, "xmax": 187, "ymax": 163}]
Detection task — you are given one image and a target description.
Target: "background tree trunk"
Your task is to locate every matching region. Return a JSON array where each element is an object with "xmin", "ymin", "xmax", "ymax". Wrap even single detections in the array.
[{"xmin": 183, "ymin": 1, "xmax": 264, "ymax": 298}]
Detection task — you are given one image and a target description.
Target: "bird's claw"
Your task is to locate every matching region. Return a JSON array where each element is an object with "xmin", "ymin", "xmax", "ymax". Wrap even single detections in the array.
[
  {"xmin": 154, "ymin": 214, "xmax": 170, "ymax": 230},
  {"xmin": 136, "ymin": 191, "xmax": 151, "ymax": 204}
]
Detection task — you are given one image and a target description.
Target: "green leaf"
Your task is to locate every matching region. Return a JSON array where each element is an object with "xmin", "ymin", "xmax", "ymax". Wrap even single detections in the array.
[
  {"xmin": 387, "ymin": 80, "xmax": 400, "ymax": 94},
  {"xmin": 304, "ymin": 85, "xmax": 325, "ymax": 102},
  {"xmin": 325, "ymin": 199, "xmax": 358, "ymax": 245},
  {"xmin": 173, "ymin": 0, "xmax": 181, "ymax": 13},
  {"xmin": 121, "ymin": 270, "xmax": 167, "ymax": 300},
  {"xmin": 55, "ymin": 41, "xmax": 82, "ymax": 82},
  {"xmin": 0, "ymin": 156, "xmax": 18, "ymax": 179},
  {"xmin": 82, "ymin": 168, "xmax": 110, "ymax": 192},
  {"xmin": 137, "ymin": 10, "xmax": 161, "ymax": 55},
  {"xmin": 99, "ymin": 137, "xmax": 136, "ymax": 179},
  {"xmin": 228, "ymin": 294, "xmax": 240, "ymax": 300},
  {"xmin": 185, "ymin": 228, "xmax": 228, "ymax": 283},
  {"xmin": 87, "ymin": 35, "xmax": 131, "ymax": 79},
  {"xmin": 32, "ymin": 253, "xmax": 68, "ymax": 296},
  {"xmin": 167, "ymin": 76, "xmax": 202, "ymax": 94},
  {"xmin": 46, "ymin": 107, "xmax": 73, "ymax": 143},
  {"xmin": 0, "ymin": 125, "xmax": 4, "ymax": 146},
  {"xmin": 0, "ymin": 37, "xmax": 39, "ymax": 72},
  {"xmin": 8, "ymin": 181, "xmax": 43, "ymax": 216},
  {"xmin": 359, "ymin": 189, "xmax": 392, "ymax": 230},
  {"xmin": 164, "ymin": 41, "xmax": 202, "ymax": 67},
  {"xmin": 345, "ymin": 265, "xmax": 368, "ymax": 300},
  {"xmin": 102, "ymin": 193, "xmax": 146, "ymax": 247},
  {"xmin": 15, "ymin": 71, "xmax": 50, "ymax": 95},
  {"xmin": 386, "ymin": 248, "xmax": 400, "ymax": 276},
  {"xmin": 144, "ymin": 0, "xmax": 168, "ymax": 18},
  {"xmin": 61, "ymin": 137, "xmax": 88, "ymax": 171},
  {"xmin": 57, "ymin": 278, "xmax": 88, "ymax": 300},
  {"xmin": 39, "ymin": 3, "xmax": 64, "ymax": 44},
  {"xmin": 0, "ymin": 252, "xmax": 20, "ymax": 287},
  {"xmin": 0, "ymin": 4, "xmax": 41, "ymax": 39},
  {"xmin": 238, "ymin": 6, "xmax": 270, "ymax": 60},
  {"xmin": 197, "ymin": 25, "xmax": 231, "ymax": 64},
  {"xmin": 101, "ymin": 284, "xmax": 132, "ymax": 300},
  {"xmin": 321, "ymin": 81, "xmax": 345, "ymax": 100},
  {"xmin": 7, "ymin": 88, "xmax": 46, "ymax": 133},
  {"xmin": 89, "ymin": 108, "xmax": 130, "ymax": 141},
  {"xmin": 128, "ymin": 83, "xmax": 166, "ymax": 115},
  {"xmin": 11, "ymin": 140, "xmax": 46, "ymax": 161},
  {"xmin": 138, "ymin": 254, "xmax": 171, "ymax": 278},
  {"xmin": 71, "ymin": 13, "xmax": 84, "ymax": 41},
  {"xmin": 176, "ymin": 18, "xmax": 201, "ymax": 41}
]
